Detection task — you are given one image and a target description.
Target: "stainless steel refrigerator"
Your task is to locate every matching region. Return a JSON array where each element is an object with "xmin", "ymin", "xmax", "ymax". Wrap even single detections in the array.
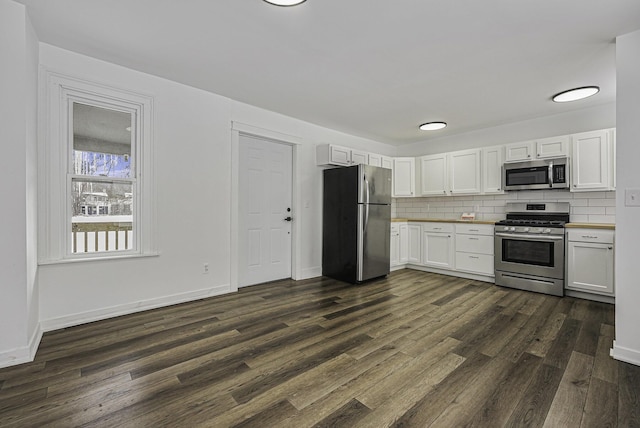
[{"xmin": 322, "ymin": 164, "xmax": 392, "ymax": 283}]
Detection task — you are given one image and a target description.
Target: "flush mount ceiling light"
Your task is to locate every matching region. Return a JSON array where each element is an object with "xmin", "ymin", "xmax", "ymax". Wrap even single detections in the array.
[
  {"xmin": 552, "ymin": 86, "xmax": 600, "ymax": 103},
  {"xmin": 263, "ymin": 0, "xmax": 306, "ymax": 6},
  {"xmin": 419, "ymin": 121, "xmax": 447, "ymax": 131}
]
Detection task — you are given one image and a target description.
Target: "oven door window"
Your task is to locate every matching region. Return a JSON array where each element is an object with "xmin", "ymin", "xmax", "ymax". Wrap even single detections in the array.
[
  {"xmin": 505, "ymin": 166, "xmax": 549, "ymax": 187},
  {"xmin": 502, "ymin": 239, "xmax": 554, "ymax": 267}
]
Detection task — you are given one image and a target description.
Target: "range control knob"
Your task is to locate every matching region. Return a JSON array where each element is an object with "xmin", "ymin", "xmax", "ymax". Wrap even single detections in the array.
[
  {"xmin": 509, "ymin": 227, "xmax": 516, "ymax": 232},
  {"xmin": 544, "ymin": 228, "xmax": 551, "ymax": 234},
  {"xmin": 503, "ymin": 226, "xmax": 510, "ymax": 231},
  {"xmin": 523, "ymin": 227, "xmax": 530, "ymax": 232}
]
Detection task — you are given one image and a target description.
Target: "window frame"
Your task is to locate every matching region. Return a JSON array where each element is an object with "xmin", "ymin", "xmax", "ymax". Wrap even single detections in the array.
[{"xmin": 40, "ymin": 70, "xmax": 156, "ymax": 263}]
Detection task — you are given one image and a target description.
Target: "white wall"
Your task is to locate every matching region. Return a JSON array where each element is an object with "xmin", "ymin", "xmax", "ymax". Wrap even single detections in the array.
[
  {"xmin": 0, "ymin": 0, "xmax": 39, "ymax": 366},
  {"xmin": 397, "ymin": 102, "xmax": 616, "ymax": 157},
  {"xmin": 612, "ymin": 29, "xmax": 640, "ymax": 366},
  {"xmin": 35, "ymin": 44, "xmax": 397, "ymax": 331},
  {"xmin": 25, "ymin": 9, "xmax": 40, "ymax": 358}
]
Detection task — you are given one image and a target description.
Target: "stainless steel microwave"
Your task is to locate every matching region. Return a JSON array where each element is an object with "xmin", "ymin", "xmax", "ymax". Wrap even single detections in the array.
[{"xmin": 503, "ymin": 157, "xmax": 569, "ymax": 191}]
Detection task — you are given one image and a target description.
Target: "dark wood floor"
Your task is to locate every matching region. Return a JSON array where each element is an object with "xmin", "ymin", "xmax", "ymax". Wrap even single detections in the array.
[{"xmin": 1, "ymin": 269, "xmax": 638, "ymax": 427}]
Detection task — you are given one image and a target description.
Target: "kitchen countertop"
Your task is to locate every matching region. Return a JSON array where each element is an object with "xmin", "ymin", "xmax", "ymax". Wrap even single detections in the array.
[
  {"xmin": 392, "ymin": 218, "xmax": 616, "ymax": 229},
  {"xmin": 565, "ymin": 222, "xmax": 615, "ymax": 230}
]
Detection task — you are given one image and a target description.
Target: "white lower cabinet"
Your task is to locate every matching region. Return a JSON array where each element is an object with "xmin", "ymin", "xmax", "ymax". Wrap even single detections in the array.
[
  {"xmin": 423, "ymin": 223, "xmax": 455, "ymax": 269},
  {"xmin": 566, "ymin": 229, "xmax": 614, "ymax": 296},
  {"xmin": 407, "ymin": 223, "xmax": 422, "ymax": 264},
  {"xmin": 454, "ymin": 224, "xmax": 494, "ymax": 276},
  {"xmin": 390, "ymin": 223, "xmax": 400, "ymax": 267},
  {"xmin": 389, "ymin": 221, "xmax": 495, "ymax": 282}
]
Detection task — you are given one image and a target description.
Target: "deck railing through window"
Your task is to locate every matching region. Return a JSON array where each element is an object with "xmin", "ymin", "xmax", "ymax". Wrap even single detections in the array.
[{"xmin": 71, "ymin": 222, "xmax": 133, "ymax": 253}]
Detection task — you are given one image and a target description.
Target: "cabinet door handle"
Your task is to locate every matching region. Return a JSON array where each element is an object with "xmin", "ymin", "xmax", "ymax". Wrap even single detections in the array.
[{"xmin": 608, "ymin": 246, "xmax": 613, "ymax": 250}]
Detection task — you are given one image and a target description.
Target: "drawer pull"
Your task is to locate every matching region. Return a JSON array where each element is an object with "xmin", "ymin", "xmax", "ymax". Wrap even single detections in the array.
[
  {"xmin": 469, "ymin": 229, "xmax": 479, "ymax": 232},
  {"xmin": 468, "ymin": 237, "xmax": 479, "ymax": 240},
  {"xmin": 469, "ymin": 256, "xmax": 479, "ymax": 259},
  {"xmin": 581, "ymin": 235, "xmax": 598, "ymax": 239}
]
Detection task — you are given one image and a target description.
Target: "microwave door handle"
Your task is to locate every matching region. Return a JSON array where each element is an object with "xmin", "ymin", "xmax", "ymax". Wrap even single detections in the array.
[{"xmin": 548, "ymin": 161, "xmax": 553, "ymax": 188}]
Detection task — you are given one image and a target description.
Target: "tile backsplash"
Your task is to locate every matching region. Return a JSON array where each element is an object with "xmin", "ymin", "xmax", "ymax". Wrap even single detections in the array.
[{"xmin": 392, "ymin": 190, "xmax": 616, "ymax": 224}]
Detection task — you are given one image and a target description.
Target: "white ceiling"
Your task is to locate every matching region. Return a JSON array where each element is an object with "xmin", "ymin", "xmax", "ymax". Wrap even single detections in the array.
[{"xmin": 16, "ymin": 0, "xmax": 640, "ymax": 145}]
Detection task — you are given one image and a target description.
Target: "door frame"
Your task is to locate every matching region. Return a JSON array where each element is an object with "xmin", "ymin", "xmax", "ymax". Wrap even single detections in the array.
[{"xmin": 230, "ymin": 121, "xmax": 302, "ymax": 292}]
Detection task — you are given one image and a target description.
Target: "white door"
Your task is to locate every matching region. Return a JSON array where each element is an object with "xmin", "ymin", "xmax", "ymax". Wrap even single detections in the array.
[{"xmin": 239, "ymin": 135, "xmax": 292, "ymax": 287}]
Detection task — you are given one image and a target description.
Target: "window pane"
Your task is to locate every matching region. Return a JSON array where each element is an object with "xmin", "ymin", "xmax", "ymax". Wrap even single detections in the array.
[
  {"xmin": 71, "ymin": 179, "xmax": 134, "ymax": 253},
  {"xmin": 73, "ymin": 102, "xmax": 132, "ymax": 178}
]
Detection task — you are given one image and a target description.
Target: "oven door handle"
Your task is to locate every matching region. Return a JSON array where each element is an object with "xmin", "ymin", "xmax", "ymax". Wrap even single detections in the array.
[{"xmin": 495, "ymin": 233, "xmax": 564, "ymax": 241}]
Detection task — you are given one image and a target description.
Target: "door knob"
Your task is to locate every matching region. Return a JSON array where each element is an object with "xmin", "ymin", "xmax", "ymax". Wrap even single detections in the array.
[{"xmin": 284, "ymin": 216, "xmax": 293, "ymax": 222}]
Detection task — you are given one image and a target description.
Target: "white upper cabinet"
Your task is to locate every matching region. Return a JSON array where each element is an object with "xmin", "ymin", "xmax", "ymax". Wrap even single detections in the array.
[
  {"xmin": 418, "ymin": 149, "xmax": 481, "ymax": 196},
  {"xmin": 504, "ymin": 141, "xmax": 535, "ymax": 162},
  {"xmin": 482, "ymin": 145, "xmax": 504, "ymax": 194},
  {"xmin": 369, "ymin": 153, "xmax": 394, "ymax": 169},
  {"xmin": 316, "ymin": 144, "xmax": 368, "ymax": 166},
  {"xmin": 571, "ymin": 129, "xmax": 612, "ymax": 191},
  {"xmin": 536, "ymin": 136, "xmax": 569, "ymax": 158},
  {"xmin": 368, "ymin": 153, "xmax": 382, "ymax": 167},
  {"xmin": 418, "ymin": 154, "xmax": 448, "ymax": 196},
  {"xmin": 449, "ymin": 149, "xmax": 481, "ymax": 195},
  {"xmin": 392, "ymin": 157, "xmax": 415, "ymax": 197},
  {"xmin": 351, "ymin": 149, "xmax": 369, "ymax": 165},
  {"xmin": 505, "ymin": 137, "xmax": 569, "ymax": 162},
  {"xmin": 381, "ymin": 156, "xmax": 393, "ymax": 170}
]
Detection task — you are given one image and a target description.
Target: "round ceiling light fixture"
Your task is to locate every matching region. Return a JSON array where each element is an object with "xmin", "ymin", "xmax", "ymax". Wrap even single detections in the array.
[
  {"xmin": 419, "ymin": 121, "xmax": 447, "ymax": 131},
  {"xmin": 552, "ymin": 86, "xmax": 600, "ymax": 103},
  {"xmin": 263, "ymin": 0, "xmax": 307, "ymax": 6}
]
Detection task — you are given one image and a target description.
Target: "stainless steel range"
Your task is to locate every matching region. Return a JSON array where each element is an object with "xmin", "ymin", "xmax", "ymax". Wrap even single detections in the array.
[{"xmin": 494, "ymin": 202, "xmax": 570, "ymax": 296}]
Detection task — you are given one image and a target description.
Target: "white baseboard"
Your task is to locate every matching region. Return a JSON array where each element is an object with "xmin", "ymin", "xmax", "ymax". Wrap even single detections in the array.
[
  {"xmin": 0, "ymin": 324, "xmax": 43, "ymax": 369},
  {"xmin": 611, "ymin": 340, "xmax": 640, "ymax": 366},
  {"xmin": 40, "ymin": 283, "xmax": 232, "ymax": 332},
  {"xmin": 406, "ymin": 264, "xmax": 495, "ymax": 284},
  {"xmin": 296, "ymin": 266, "xmax": 322, "ymax": 281}
]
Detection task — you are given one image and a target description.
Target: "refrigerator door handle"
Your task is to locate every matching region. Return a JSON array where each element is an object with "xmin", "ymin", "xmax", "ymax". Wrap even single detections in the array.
[
  {"xmin": 357, "ymin": 205, "xmax": 365, "ymax": 281},
  {"xmin": 364, "ymin": 202, "xmax": 369, "ymax": 234}
]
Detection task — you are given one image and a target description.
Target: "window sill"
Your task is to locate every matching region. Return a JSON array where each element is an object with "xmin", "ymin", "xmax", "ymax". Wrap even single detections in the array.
[{"xmin": 38, "ymin": 251, "xmax": 160, "ymax": 266}]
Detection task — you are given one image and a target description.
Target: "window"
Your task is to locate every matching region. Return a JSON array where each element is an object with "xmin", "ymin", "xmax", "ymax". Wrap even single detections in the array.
[{"xmin": 40, "ymin": 72, "xmax": 155, "ymax": 262}]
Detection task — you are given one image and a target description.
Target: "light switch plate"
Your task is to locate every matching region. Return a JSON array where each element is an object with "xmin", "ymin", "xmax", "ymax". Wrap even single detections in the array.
[{"xmin": 625, "ymin": 188, "xmax": 640, "ymax": 206}]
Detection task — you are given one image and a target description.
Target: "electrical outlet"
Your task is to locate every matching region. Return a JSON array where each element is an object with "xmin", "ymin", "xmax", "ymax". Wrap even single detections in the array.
[
  {"xmin": 625, "ymin": 188, "xmax": 640, "ymax": 207},
  {"xmin": 203, "ymin": 263, "xmax": 209, "ymax": 274}
]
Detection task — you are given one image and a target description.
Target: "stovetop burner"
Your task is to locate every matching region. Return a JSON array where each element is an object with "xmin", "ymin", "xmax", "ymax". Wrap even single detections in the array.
[
  {"xmin": 495, "ymin": 219, "xmax": 567, "ymax": 227},
  {"xmin": 495, "ymin": 202, "xmax": 571, "ymax": 229}
]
